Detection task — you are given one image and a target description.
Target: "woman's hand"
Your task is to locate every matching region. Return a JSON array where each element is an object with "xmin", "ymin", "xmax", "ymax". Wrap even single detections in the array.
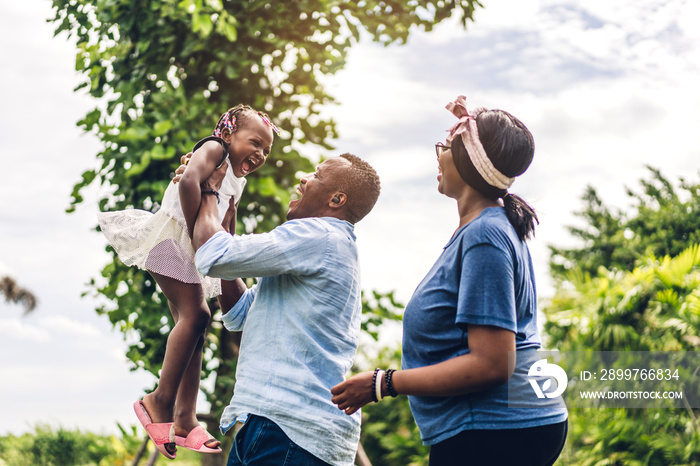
[{"xmin": 331, "ymin": 370, "xmax": 376, "ymax": 415}]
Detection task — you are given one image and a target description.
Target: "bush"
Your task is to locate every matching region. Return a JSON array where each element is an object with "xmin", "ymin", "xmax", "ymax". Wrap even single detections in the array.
[{"xmin": 0, "ymin": 424, "xmax": 202, "ymax": 466}]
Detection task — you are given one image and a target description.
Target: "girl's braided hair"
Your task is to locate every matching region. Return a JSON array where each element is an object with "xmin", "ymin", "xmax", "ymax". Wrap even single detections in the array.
[{"xmin": 213, "ymin": 104, "xmax": 279, "ymax": 137}]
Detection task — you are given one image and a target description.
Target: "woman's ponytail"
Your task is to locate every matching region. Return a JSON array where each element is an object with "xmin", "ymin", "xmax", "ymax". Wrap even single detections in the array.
[{"xmin": 503, "ymin": 193, "xmax": 538, "ymax": 241}]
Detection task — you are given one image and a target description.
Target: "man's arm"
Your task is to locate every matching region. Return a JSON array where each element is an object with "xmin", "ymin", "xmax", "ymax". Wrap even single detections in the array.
[
  {"xmin": 214, "ymin": 196, "xmax": 247, "ymax": 314},
  {"xmin": 218, "ymin": 278, "xmax": 247, "ymax": 316},
  {"xmin": 192, "ymin": 162, "xmax": 248, "ymax": 313},
  {"xmin": 192, "ymin": 162, "xmax": 228, "ymax": 251}
]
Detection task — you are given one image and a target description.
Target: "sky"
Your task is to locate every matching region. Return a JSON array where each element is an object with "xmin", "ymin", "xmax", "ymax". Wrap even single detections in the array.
[{"xmin": 1, "ymin": 0, "xmax": 700, "ymax": 436}]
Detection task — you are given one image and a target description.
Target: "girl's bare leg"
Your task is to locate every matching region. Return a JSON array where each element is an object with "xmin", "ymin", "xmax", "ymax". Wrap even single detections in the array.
[
  {"xmin": 139, "ymin": 272, "xmax": 218, "ymax": 448},
  {"xmin": 172, "ymin": 317, "xmax": 220, "ymax": 448}
]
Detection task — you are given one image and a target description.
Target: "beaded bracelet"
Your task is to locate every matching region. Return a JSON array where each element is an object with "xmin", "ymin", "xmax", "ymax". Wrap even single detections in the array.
[
  {"xmin": 371, "ymin": 368, "xmax": 380, "ymax": 403},
  {"xmin": 201, "ymin": 188, "xmax": 220, "ymax": 204},
  {"xmin": 385, "ymin": 369, "xmax": 398, "ymax": 397},
  {"xmin": 375, "ymin": 370, "xmax": 385, "ymax": 402}
]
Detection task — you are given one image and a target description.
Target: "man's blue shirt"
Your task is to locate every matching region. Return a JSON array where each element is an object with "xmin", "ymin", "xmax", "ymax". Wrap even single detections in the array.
[{"xmin": 195, "ymin": 217, "xmax": 362, "ymax": 466}]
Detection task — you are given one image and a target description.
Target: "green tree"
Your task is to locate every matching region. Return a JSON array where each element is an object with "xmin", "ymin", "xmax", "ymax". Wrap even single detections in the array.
[
  {"xmin": 545, "ymin": 245, "xmax": 700, "ymax": 465},
  {"xmin": 544, "ymin": 168, "xmax": 700, "ymax": 465},
  {"xmin": 549, "ymin": 166, "xmax": 700, "ymax": 279},
  {"xmin": 0, "ymin": 424, "xmax": 203, "ymax": 465},
  {"xmin": 50, "ymin": 0, "xmax": 482, "ymax": 462}
]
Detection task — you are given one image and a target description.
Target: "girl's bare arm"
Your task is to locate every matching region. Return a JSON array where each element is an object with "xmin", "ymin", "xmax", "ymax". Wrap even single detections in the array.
[{"xmin": 178, "ymin": 141, "xmax": 224, "ymax": 238}]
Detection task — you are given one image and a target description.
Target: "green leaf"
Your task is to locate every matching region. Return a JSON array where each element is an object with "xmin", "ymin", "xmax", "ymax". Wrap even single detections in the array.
[{"xmin": 153, "ymin": 120, "xmax": 173, "ymax": 136}]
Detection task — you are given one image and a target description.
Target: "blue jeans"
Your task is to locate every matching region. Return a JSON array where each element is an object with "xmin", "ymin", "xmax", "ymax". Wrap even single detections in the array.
[{"xmin": 227, "ymin": 414, "xmax": 330, "ymax": 466}]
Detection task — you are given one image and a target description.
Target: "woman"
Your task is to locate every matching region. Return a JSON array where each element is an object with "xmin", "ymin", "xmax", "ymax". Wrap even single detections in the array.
[{"xmin": 331, "ymin": 96, "xmax": 567, "ymax": 465}]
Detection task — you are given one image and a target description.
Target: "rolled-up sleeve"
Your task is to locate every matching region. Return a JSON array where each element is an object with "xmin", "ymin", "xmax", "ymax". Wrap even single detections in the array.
[
  {"xmin": 221, "ymin": 285, "xmax": 257, "ymax": 331},
  {"xmin": 195, "ymin": 220, "xmax": 327, "ymax": 280},
  {"xmin": 195, "ymin": 231, "xmax": 232, "ymax": 276}
]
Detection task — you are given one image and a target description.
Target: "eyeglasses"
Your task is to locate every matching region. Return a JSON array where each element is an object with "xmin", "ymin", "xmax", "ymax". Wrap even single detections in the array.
[{"xmin": 435, "ymin": 142, "xmax": 451, "ymax": 159}]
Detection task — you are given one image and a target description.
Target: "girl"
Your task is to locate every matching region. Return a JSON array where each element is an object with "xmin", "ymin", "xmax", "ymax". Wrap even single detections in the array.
[{"xmin": 98, "ymin": 105, "xmax": 279, "ymax": 459}]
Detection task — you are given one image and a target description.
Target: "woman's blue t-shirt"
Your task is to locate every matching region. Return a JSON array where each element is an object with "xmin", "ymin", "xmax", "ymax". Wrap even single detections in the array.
[{"xmin": 402, "ymin": 207, "xmax": 567, "ymax": 445}]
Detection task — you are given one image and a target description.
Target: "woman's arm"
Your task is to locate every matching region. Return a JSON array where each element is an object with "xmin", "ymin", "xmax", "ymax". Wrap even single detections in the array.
[
  {"xmin": 331, "ymin": 324, "xmax": 515, "ymax": 415},
  {"xmin": 179, "ymin": 141, "xmax": 225, "ymax": 238}
]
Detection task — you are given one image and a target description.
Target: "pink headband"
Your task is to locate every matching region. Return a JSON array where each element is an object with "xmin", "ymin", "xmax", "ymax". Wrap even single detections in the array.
[{"xmin": 445, "ymin": 96, "xmax": 514, "ymax": 190}]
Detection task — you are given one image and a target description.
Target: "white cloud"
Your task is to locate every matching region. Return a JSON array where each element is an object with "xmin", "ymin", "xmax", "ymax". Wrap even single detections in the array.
[
  {"xmin": 0, "ymin": 261, "xmax": 14, "ymax": 277},
  {"xmin": 677, "ymin": 0, "xmax": 700, "ymax": 39},
  {"xmin": 41, "ymin": 315, "xmax": 104, "ymax": 339},
  {"xmin": 471, "ymin": 0, "xmax": 543, "ymax": 29},
  {"xmin": 0, "ymin": 318, "xmax": 51, "ymax": 342}
]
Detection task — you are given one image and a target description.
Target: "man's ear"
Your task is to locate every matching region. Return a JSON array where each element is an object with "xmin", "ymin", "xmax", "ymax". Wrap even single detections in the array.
[{"xmin": 330, "ymin": 192, "xmax": 347, "ymax": 207}]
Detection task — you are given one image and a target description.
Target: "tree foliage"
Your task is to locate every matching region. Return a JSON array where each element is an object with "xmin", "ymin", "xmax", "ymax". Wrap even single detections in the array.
[
  {"xmin": 546, "ymin": 244, "xmax": 700, "ymax": 353},
  {"xmin": 50, "ymin": 0, "xmax": 482, "ymax": 461},
  {"xmin": 0, "ymin": 424, "xmax": 203, "ymax": 465},
  {"xmin": 545, "ymin": 244, "xmax": 700, "ymax": 465},
  {"xmin": 549, "ymin": 166, "xmax": 700, "ymax": 280},
  {"xmin": 544, "ymin": 168, "xmax": 700, "ymax": 465},
  {"xmin": 359, "ymin": 345, "xmax": 429, "ymax": 466}
]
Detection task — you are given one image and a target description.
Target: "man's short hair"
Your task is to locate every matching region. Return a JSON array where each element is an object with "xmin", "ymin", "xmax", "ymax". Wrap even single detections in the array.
[{"xmin": 337, "ymin": 153, "xmax": 381, "ymax": 224}]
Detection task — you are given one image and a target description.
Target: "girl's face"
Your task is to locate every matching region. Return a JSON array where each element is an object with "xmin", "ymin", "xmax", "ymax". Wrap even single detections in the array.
[
  {"xmin": 436, "ymin": 140, "xmax": 465, "ymax": 198},
  {"xmin": 226, "ymin": 115, "xmax": 274, "ymax": 177}
]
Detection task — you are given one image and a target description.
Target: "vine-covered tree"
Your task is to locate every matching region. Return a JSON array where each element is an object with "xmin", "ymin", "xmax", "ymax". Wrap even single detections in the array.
[{"xmin": 50, "ymin": 0, "xmax": 481, "ymax": 462}]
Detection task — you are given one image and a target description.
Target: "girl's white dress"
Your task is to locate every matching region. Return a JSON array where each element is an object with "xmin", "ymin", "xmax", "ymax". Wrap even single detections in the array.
[{"xmin": 97, "ymin": 137, "xmax": 245, "ymax": 298}]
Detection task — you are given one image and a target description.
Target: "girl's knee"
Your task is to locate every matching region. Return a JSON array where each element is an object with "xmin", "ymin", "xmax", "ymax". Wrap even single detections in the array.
[{"xmin": 187, "ymin": 306, "xmax": 212, "ymax": 333}]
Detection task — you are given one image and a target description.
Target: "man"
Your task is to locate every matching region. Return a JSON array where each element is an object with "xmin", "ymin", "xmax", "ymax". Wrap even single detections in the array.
[{"xmin": 190, "ymin": 154, "xmax": 381, "ymax": 465}]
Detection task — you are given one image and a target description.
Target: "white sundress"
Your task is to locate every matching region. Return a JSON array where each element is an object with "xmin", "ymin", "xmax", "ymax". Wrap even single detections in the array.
[{"xmin": 97, "ymin": 137, "xmax": 246, "ymax": 299}]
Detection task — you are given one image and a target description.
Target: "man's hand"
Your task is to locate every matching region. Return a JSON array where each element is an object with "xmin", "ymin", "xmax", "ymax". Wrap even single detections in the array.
[
  {"xmin": 172, "ymin": 153, "xmax": 193, "ymax": 184},
  {"xmin": 203, "ymin": 160, "xmax": 228, "ymax": 192},
  {"xmin": 221, "ymin": 197, "xmax": 238, "ymax": 234}
]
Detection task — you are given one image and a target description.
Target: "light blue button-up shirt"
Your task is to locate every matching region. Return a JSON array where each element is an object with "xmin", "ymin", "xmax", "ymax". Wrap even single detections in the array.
[{"xmin": 195, "ymin": 217, "xmax": 362, "ymax": 466}]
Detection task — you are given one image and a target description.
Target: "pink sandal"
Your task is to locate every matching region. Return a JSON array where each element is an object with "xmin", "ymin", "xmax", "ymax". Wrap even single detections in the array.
[
  {"xmin": 133, "ymin": 400, "xmax": 177, "ymax": 460},
  {"xmin": 175, "ymin": 425, "xmax": 222, "ymax": 454}
]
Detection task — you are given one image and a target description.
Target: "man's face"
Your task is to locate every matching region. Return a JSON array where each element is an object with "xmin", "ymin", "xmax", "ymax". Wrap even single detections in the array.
[{"xmin": 287, "ymin": 157, "xmax": 350, "ymax": 221}]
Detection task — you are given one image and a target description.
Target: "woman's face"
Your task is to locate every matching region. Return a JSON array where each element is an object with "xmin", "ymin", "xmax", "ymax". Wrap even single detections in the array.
[{"xmin": 436, "ymin": 141, "xmax": 466, "ymax": 198}]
